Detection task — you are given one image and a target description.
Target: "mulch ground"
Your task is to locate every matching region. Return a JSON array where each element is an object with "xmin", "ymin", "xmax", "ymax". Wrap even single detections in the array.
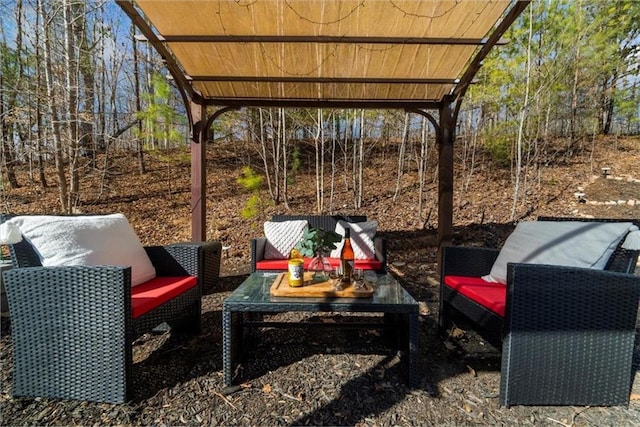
[
  {"xmin": 1, "ymin": 138, "xmax": 639, "ymax": 425},
  {"xmin": 2, "ymin": 255, "xmax": 640, "ymax": 426}
]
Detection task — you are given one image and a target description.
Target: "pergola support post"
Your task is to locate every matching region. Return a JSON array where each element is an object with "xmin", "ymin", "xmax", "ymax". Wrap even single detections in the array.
[
  {"xmin": 190, "ymin": 102, "xmax": 207, "ymax": 242},
  {"xmin": 437, "ymin": 99, "xmax": 455, "ymax": 273},
  {"xmin": 190, "ymin": 105, "xmax": 239, "ymax": 241}
]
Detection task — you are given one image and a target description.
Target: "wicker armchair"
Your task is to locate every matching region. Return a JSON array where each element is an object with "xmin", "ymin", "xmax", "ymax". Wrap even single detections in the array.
[
  {"xmin": 1, "ymin": 215, "xmax": 221, "ymax": 403},
  {"xmin": 439, "ymin": 217, "xmax": 640, "ymax": 406}
]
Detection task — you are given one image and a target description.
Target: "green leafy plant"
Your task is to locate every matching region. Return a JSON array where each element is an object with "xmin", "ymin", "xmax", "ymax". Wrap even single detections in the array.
[
  {"xmin": 237, "ymin": 166, "xmax": 271, "ymax": 220},
  {"xmin": 287, "ymin": 147, "xmax": 303, "ymax": 186},
  {"xmin": 295, "ymin": 227, "xmax": 342, "ymax": 257}
]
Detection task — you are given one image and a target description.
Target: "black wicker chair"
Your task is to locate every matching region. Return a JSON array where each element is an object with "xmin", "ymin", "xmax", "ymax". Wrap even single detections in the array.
[
  {"xmin": 439, "ymin": 217, "xmax": 640, "ymax": 406},
  {"xmin": 1, "ymin": 214, "xmax": 221, "ymax": 403}
]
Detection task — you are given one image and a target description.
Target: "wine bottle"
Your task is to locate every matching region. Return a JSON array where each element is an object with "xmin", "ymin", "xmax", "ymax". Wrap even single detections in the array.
[{"xmin": 340, "ymin": 227, "xmax": 355, "ymax": 283}]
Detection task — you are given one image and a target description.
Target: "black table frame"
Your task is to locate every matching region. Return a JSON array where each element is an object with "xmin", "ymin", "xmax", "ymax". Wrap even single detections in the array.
[{"xmin": 222, "ymin": 272, "xmax": 419, "ymax": 387}]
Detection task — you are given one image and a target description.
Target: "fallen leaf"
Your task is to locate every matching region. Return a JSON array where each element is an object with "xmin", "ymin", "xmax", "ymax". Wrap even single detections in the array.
[
  {"xmin": 419, "ymin": 301, "xmax": 430, "ymax": 315},
  {"xmin": 450, "ymin": 327, "xmax": 465, "ymax": 339},
  {"xmin": 444, "ymin": 341, "xmax": 456, "ymax": 351},
  {"xmin": 466, "ymin": 365, "xmax": 477, "ymax": 377}
]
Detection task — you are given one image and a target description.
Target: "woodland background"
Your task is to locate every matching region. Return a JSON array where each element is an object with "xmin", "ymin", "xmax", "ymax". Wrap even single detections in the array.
[
  {"xmin": 2, "ymin": 3, "xmax": 640, "ymax": 424},
  {"xmin": 1, "ymin": 0, "xmax": 640, "ymax": 230}
]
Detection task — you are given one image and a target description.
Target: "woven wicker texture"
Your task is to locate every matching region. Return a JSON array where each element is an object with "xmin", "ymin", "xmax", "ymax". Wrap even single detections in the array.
[
  {"xmin": 439, "ymin": 217, "xmax": 640, "ymax": 406},
  {"xmin": 500, "ymin": 265, "xmax": 640, "ymax": 406},
  {"xmin": 8, "ymin": 266, "xmax": 130, "ymax": 403},
  {"xmin": 1, "ymin": 214, "xmax": 221, "ymax": 403}
]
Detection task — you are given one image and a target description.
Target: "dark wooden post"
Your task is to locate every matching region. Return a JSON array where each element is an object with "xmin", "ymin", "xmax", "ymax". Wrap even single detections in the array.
[
  {"xmin": 190, "ymin": 102, "xmax": 207, "ymax": 242},
  {"xmin": 437, "ymin": 99, "xmax": 455, "ymax": 273}
]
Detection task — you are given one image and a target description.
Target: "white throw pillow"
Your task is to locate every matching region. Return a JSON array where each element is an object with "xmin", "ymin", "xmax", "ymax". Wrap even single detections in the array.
[
  {"xmin": 263, "ymin": 220, "xmax": 308, "ymax": 259},
  {"xmin": 330, "ymin": 220, "xmax": 378, "ymax": 260},
  {"xmin": 484, "ymin": 220, "xmax": 635, "ymax": 284},
  {"xmin": 8, "ymin": 214, "xmax": 156, "ymax": 287}
]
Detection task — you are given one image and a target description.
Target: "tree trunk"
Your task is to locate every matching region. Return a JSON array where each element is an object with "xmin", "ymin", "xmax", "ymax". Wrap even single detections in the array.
[
  {"xmin": 63, "ymin": 0, "xmax": 81, "ymax": 211},
  {"xmin": 355, "ymin": 109, "xmax": 365, "ymax": 209},
  {"xmin": 0, "ymin": 74, "xmax": 20, "ymax": 190},
  {"xmin": 76, "ymin": 1, "xmax": 95, "ymax": 167},
  {"xmin": 280, "ymin": 108, "xmax": 289, "ymax": 209},
  {"xmin": 393, "ymin": 112, "xmax": 409, "ymax": 202},
  {"xmin": 511, "ymin": 3, "xmax": 533, "ymax": 220},
  {"xmin": 329, "ymin": 111, "xmax": 337, "ymax": 214},
  {"xmin": 569, "ymin": 1, "xmax": 582, "ymax": 145},
  {"xmin": 0, "ymin": 0, "xmax": 23, "ymax": 189},
  {"xmin": 602, "ymin": 74, "xmax": 616, "ymax": 135},
  {"xmin": 257, "ymin": 108, "xmax": 275, "ymax": 199},
  {"xmin": 34, "ymin": 4, "xmax": 48, "ymax": 188},
  {"xmin": 132, "ymin": 25, "xmax": 146, "ymax": 173},
  {"xmin": 41, "ymin": 0, "xmax": 69, "ymax": 212},
  {"xmin": 313, "ymin": 109, "xmax": 324, "ymax": 213}
]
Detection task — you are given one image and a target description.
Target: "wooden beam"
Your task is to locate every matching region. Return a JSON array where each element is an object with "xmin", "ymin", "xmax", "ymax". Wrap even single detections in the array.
[
  {"xmin": 204, "ymin": 98, "xmax": 443, "ymax": 110},
  {"xmin": 159, "ymin": 35, "xmax": 508, "ymax": 46},
  {"xmin": 190, "ymin": 102, "xmax": 206, "ymax": 242},
  {"xmin": 437, "ymin": 99, "xmax": 455, "ymax": 275},
  {"xmin": 190, "ymin": 76, "xmax": 462, "ymax": 84}
]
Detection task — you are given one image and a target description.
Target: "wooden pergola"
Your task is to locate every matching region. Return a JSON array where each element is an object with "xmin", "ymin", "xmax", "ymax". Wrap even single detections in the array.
[{"xmin": 117, "ymin": 0, "xmax": 530, "ymax": 264}]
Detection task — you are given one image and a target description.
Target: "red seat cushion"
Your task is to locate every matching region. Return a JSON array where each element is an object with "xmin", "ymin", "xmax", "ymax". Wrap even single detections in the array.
[
  {"xmin": 255, "ymin": 257, "xmax": 383, "ymax": 271},
  {"xmin": 443, "ymin": 275, "xmax": 506, "ymax": 317},
  {"xmin": 131, "ymin": 276, "xmax": 198, "ymax": 319}
]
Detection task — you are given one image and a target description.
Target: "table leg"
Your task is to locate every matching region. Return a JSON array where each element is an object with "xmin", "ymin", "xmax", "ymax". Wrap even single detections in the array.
[
  {"xmin": 222, "ymin": 309, "xmax": 232, "ymax": 386},
  {"xmin": 408, "ymin": 312, "xmax": 419, "ymax": 387}
]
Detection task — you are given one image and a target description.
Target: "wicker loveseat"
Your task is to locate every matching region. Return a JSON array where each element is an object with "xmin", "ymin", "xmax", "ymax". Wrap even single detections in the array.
[
  {"xmin": 1, "ymin": 214, "xmax": 221, "ymax": 403},
  {"xmin": 439, "ymin": 217, "xmax": 640, "ymax": 407},
  {"xmin": 251, "ymin": 214, "xmax": 387, "ymax": 273}
]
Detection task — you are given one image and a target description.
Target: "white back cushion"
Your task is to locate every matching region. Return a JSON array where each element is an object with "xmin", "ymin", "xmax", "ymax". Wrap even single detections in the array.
[
  {"xmin": 263, "ymin": 220, "xmax": 308, "ymax": 259},
  {"xmin": 330, "ymin": 220, "xmax": 378, "ymax": 260},
  {"xmin": 8, "ymin": 214, "xmax": 156, "ymax": 286},
  {"xmin": 486, "ymin": 220, "xmax": 635, "ymax": 284}
]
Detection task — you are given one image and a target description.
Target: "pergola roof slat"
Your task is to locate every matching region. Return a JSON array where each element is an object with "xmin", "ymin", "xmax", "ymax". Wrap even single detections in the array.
[
  {"xmin": 156, "ymin": 35, "xmax": 507, "ymax": 45},
  {"xmin": 118, "ymin": 0, "xmax": 527, "ymax": 109}
]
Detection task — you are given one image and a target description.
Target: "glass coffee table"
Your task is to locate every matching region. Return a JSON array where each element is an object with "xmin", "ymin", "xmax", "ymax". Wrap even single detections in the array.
[{"xmin": 222, "ymin": 272, "xmax": 419, "ymax": 387}]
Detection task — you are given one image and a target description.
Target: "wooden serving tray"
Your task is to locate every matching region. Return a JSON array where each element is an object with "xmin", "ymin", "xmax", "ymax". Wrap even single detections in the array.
[{"xmin": 270, "ymin": 272, "xmax": 374, "ymax": 298}]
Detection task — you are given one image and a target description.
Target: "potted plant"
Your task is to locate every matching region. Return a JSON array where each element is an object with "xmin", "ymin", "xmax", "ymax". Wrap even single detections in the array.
[{"xmin": 295, "ymin": 227, "xmax": 342, "ymax": 281}]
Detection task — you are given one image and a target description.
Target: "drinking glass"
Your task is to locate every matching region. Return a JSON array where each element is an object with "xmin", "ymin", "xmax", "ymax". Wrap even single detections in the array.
[
  {"xmin": 329, "ymin": 266, "xmax": 342, "ymax": 291},
  {"xmin": 352, "ymin": 268, "xmax": 364, "ymax": 289},
  {"xmin": 364, "ymin": 270, "xmax": 378, "ymax": 287}
]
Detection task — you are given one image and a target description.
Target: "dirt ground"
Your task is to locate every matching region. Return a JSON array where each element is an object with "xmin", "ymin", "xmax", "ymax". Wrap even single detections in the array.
[{"xmin": 1, "ymin": 136, "xmax": 639, "ymax": 425}]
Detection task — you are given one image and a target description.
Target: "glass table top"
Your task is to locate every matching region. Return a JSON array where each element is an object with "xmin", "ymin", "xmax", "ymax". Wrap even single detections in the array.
[{"xmin": 224, "ymin": 272, "xmax": 418, "ymax": 311}]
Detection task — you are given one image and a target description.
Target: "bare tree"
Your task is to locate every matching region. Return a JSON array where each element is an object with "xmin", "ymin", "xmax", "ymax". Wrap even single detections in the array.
[
  {"xmin": 511, "ymin": 2, "xmax": 533, "ymax": 220},
  {"xmin": 417, "ymin": 116, "xmax": 432, "ymax": 221},
  {"xmin": 354, "ymin": 109, "xmax": 365, "ymax": 209},
  {"xmin": 132, "ymin": 22, "xmax": 146, "ymax": 173},
  {"xmin": 392, "ymin": 112, "xmax": 409, "ymax": 202},
  {"xmin": 39, "ymin": 0, "xmax": 70, "ymax": 211},
  {"xmin": 279, "ymin": 107, "xmax": 290, "ymax": 209},
  {"xmin": 310, "ymin": 108, "xmax": 325, "ymax": 213},
  {"xmin": 0, "ymin": 0, "xmax": 24, "ymax": 189}
]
